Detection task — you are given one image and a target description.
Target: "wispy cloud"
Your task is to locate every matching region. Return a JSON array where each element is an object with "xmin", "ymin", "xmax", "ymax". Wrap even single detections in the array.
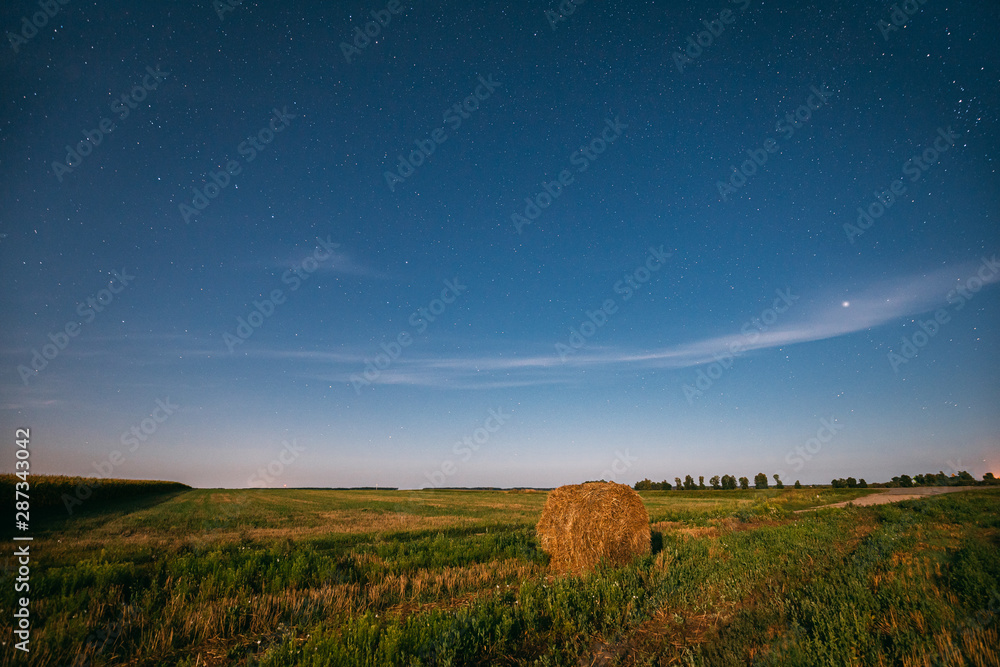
[
  {"xmin": 276, "ymin": 260, "xmax": 995, "ymax": 389},
  {"xmin": 5, "ymin": 261, "xmax": 992, "ymax": 394}
]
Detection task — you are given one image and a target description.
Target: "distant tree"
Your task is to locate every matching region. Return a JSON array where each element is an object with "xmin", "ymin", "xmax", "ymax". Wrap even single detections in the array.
[
  {"xmin": 754, "ymin": 473, "xmax": 768, "ymax": 490},
  {"xmin": 683, "ymin": 474, "xmax": 696, "ymax": 490},
  {"xmin": 936, "ymin": 471, "xmax": 948, "ymax": 485},
  {"xmin": 659, "ymin": 480, "xmax": 673, "ymax": 490},
  {"xmin": 899, "ymin": 474, "xmax": 913, "ymax": 488},
  {"xmin": 958, "ymin": 471, "xmax": 975, "ymax": 484},
  {"xmin": 831, "ymin": 478, "xmax": 845, "ymax": 488},
  {"xmin": 794, "ymin": 480, "xmax": 802, "ymax": 489},
  {"xmin": 739, "ymin": 476, "xmax": 750, "ymax": 490},
  {"xmin": 984, "ymin": 472, "xmax": 998, "ymax": 485},
  {"xmin": 634, "ymin": 479, "xmax": 653, "ymax": 491},
  {"xmin": 858, "ymin": 478, "xmax": 867, "ymax": 488},
  {"xmin": 846, "ymin": 477, "xmax": 857, "ymax": 488},
  {"xmin": 913, "ymin": 474, "xmax": 925, "ymax": 486},
  {"xmin": 773, "ymin": 473, "xmax": 784, "ymax": 489},
  {"xmin": 675, "ymin": 477, "xmax": 683, "ymax": 490},
  {"xmin": 698, "ymin": 476, "xmax": 706, "ymax": 490},
  {"xmin": 710, "ymin": 475, "xmax": 721, "ymax": 490}
]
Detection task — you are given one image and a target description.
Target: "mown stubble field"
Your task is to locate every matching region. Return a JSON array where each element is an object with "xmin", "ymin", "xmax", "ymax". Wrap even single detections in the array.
[{"xmin": 1, "ymin": 482, "xmax": 998, "ymax": 666}]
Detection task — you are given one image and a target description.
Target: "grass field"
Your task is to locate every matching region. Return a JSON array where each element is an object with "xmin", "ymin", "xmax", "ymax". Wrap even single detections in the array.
[{"xmin": 1, "ymin": 479, "xmax": 998, "ymax": 666}]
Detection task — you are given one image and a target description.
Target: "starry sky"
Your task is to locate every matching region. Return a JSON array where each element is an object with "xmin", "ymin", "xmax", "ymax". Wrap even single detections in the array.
[{"xmin": 1, "ymin": 0, "xmax": 997, "ymax": 489}]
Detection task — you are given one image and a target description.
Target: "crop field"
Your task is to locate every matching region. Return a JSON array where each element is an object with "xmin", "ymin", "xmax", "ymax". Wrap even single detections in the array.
[{"xmin": 1, "ymin": 479, "xmax": 998, "ymax": 666}]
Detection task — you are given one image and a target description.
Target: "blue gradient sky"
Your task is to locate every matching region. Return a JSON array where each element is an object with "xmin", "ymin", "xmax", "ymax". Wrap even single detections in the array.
[{"xmin": 1, "ymin": 0, "xmax": 997, "ymax": 488}]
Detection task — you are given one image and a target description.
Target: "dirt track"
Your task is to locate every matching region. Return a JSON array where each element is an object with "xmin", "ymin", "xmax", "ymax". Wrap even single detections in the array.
[{"xmin": 797, "ymin": 486, "xmax": 979, "ymax": 512}]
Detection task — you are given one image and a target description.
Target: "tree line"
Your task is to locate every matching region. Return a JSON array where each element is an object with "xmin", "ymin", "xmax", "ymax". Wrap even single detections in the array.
[
  {"xmin": 633, "ymin": 472, "xmax": 795, "ymax": 491},
  {"xmin": 837, "ymin": 471, "xmax": 998, "ymax": 488},
  {"xmin": 633, "ymin": 470, "xmax": 998, "ymax": 491}
]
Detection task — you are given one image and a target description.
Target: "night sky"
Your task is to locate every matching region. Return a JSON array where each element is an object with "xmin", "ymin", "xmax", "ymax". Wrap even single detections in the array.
[{"xmin": 1, "ymin": 0, "xmax": 997, "ymax": 489}]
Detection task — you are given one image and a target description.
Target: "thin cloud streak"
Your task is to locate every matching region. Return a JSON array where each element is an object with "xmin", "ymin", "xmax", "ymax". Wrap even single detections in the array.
[{"xmin": 299, "ymin": 262, "xmax": 997, "ymax": 388}]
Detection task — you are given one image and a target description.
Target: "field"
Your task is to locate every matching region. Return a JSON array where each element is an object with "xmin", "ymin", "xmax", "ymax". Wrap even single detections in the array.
[{"xmin": 2, "ymin": 479, "xmax": 998, "ymax": 666}]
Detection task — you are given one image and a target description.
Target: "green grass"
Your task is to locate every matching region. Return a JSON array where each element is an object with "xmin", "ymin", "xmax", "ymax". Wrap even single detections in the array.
[{"xmin": 1, "ymin": 480, "xmax": 996, "ymax": 666}]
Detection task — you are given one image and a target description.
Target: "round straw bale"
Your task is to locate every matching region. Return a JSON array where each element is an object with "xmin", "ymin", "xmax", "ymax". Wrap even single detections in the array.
[{"xmin": 536, "ymin": 481, "xmax": 651, "ymax": 574}]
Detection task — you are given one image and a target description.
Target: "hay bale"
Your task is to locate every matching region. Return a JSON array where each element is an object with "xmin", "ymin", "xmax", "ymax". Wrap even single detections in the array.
[{"xmin": 536, "ymin": 481, "xmax": 651, "ymax": 574}]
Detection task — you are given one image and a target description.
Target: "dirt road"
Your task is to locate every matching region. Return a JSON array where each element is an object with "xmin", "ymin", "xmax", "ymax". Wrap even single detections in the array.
[{"xmin": 797, "ymin": 486, "xmax": 979, "ymax": 512}]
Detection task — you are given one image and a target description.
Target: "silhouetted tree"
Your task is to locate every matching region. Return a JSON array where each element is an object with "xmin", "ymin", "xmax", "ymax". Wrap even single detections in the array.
[
  {"xmin": 634, "ymin": 479, "xmax": 653, "ymax": 491},
  {"xmin": 858, "ymin": 478, "xmax": 867, "ymax": 488},
  {"xmin": 899, "ymin": 474, "xmax": 913, "ymax": 488},
  {"xmin": 739, "ymin": 476, "xmax": 750, "ymax": 490},
  {"xmin": 710, "ymin": 475, "xmax": 721, "ymax": 490},
  {"xmin": 794, "ymin": 480, "xmax": 802, "ymax": 489},
  {"xmin": 985, "ymin": 472, "xmax": 998, "ymax": 485},
  {"xmin": 773, "ymin": 473, "xmax": 784, "ymax": 489},
  {"xmin": 754, "ymin": 472, "xmax": 768, "ymax": 489},
  {"xmin": 846, "ymin": 477, "xmax": 857, "ymax": 488},
  {"xmin": 675, "ymin": 477, "xmax": 683, "ymax": 490},
  {"xmin": 660, "ymin": 480, "xmax": 673, "ymax": 490},
  {"xmin": 698, "ymin": 475, "xmax": 706, "ymax": 490},
  {"xmin": 683, "ymin": 474, "xmax": 696, "ymax": 490}
]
